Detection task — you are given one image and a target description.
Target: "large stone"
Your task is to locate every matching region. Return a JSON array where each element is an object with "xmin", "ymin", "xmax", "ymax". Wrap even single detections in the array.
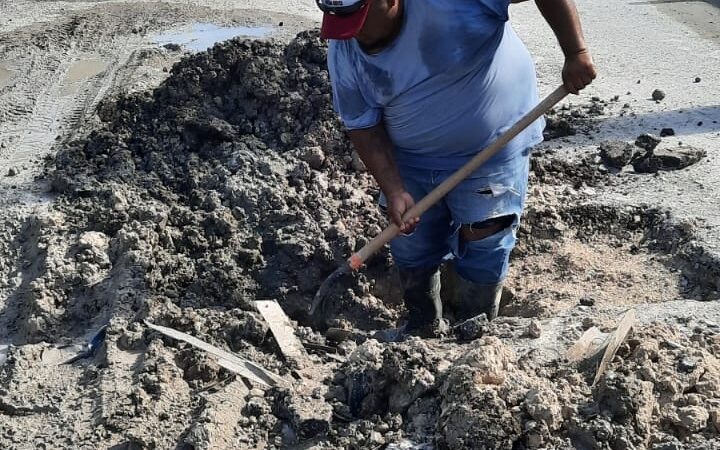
[
  {"xmin": 633, "ymin": 144, "xmax": 706, "ymax": 173},
  {"xmin": 599, "ymin": 141, "xmax": 640, "ymax": 168}
]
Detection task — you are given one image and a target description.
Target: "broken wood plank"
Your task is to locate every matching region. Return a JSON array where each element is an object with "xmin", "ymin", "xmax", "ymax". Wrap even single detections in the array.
[
  {"xmin": 566, "ymin": 326, "xmax": 608, "ymax": 363},
  {"xmin": 592, "ymin": 309, "xmax": 637, "ymax": 386},
  {"xmin": 254, "ymin": 300, "xmax": 307, "ymax": 363},
  {"xmin": 144, "ymin": 321, "xmax": 286, "ymax": 388}
]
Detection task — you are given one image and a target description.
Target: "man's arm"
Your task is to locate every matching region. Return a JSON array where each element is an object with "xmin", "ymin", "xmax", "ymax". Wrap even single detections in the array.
[
  {"xmin": 534, "ymin": 0, "xmax": 597, "ymax": 94},
  {"xmin": 348, "ymin": 124, "xmax": 419, "ymax": 233}
]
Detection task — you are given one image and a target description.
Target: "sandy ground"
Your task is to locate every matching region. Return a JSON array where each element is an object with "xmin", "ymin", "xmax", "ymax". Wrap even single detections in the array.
[{"xmin": 0, "ymin": 0, "xmax": 719, "ymax": 449}]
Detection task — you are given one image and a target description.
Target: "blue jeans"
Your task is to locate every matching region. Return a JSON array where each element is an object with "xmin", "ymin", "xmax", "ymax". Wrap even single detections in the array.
[{"xmin": 380, "ymin": 153, "xmax": 530, "ymax": 284}]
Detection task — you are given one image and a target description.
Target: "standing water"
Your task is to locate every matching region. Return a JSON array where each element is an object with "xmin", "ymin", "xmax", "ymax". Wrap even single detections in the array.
[{"xmin": 154, "ymin": 23, "xmax": 273, "ymax": 52}]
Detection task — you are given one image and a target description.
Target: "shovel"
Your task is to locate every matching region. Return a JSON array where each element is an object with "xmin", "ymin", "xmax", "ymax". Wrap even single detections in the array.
[{"xmin": 310, "ymin": 85, "xmax": 569, "ymax": 316}]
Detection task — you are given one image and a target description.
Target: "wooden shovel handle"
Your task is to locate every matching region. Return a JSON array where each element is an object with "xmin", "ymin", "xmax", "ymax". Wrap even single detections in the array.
[{"xmin": 347, "ymin": 85, "xmax": 569, "ymax": 270}]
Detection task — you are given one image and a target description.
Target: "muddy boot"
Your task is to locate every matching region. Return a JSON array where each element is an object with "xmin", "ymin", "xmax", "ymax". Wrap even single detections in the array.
[
  {"xmin": 375, "ymin": 266, "xmax": 447, "ymax": 342},
  {"xmin": 454, "ymin": 276, "xmax": 503, "ymax": 322}
]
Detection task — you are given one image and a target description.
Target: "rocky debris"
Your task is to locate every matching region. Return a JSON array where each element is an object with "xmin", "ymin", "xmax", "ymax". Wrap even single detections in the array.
[
  {"xmin": 333, "ymin": 339, "xmax": 442, "ymax": 419},
  {"xmin": 543, "ymin": 116, "xmax": 576, "ymax": 140},
  {"xmin": 273, "ymin": 387, "xmax": 333, "ymax": 439},
  {"xmin": 633, "ymin": 143, "xmax": 706, "ymax": 173},
  {"xmin": 596, "ymin": 134, "xmax": 705, "ymax": 173},
  {"xmin": 652, "ymin": 89, "xmax": 666, "ymax": 101},
  {"xmin": 660, "ymin": 128, "xmax": 676, "ymax": 137},
  {"xmin": 438, "ymin": 338, "xmax": 523, "ymax": 449},
  {"xmin": 524, "ymin": 387, "xmax": 563, "ymax": 431},
  {"xmin": 6, "ymin": 166, "xmax": 18, "ymax": 176},
  {"xmin": 163, "ymin": 43, "xmax": 182, "ymax": 52},
  {"xmin": 678, "ymin": 356, "xmax": 697, "ymax": 373},
  {"xmin": 181, "ymin": 380, "xmax": 249, "ymax": 450},
  {"xmin": 594, "ymin": 371, "xmax": 656, "ymax": 434},
  {"xmin": 299, "ymin": 145, "xmax": 325, "ymax": 170},
  {"xmin": 694, "ymin": 77, "xmax": 702, "ymax": 83},
  {"xmin": 599, "ymin": 140, "xmax": 641, "ymax": 168},
  {"xmin": 542, "ymin": 98, "xmax": 606, "ymax": 141},
  {"xmin": 668, "ymin": 405, "xmax": 710, "ymax": 433},
  {"xmin": 527, "ymin": 320, "xmax": 542, "ymax": 339},
  {"xmin": 635, "ymin": 133, "xmax": 662, "ymax": 152},
  {"xmin": 579, "ymin": 295, "xmax": 595, "ymax": 307},
  {"xmin": 454, "ymin": 313, "xmax": 489, "ymax": 341}
]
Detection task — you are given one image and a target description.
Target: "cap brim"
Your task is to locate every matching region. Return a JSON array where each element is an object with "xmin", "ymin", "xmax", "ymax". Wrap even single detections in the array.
[{"xmin": 320, "ymin": 2, "xmax": 371, "ymax": 40}]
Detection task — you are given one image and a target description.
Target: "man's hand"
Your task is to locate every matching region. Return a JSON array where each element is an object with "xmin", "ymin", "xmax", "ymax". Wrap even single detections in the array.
[
  {"xmin": 563, "ymin": 49, "xmax": 596, "ymax": 94},
  {"xmin": 348, "ymin": 124, "xmax": 421, "ymax": 233},
  {"xmin": 386, "ymin": 190, "xmax": 419, "ymax": 233}
]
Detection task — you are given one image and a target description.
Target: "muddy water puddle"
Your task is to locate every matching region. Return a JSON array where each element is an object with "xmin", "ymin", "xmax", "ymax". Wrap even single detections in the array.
[
  {"xmin": 153, "ymin": 23, "xmax": 273, "ymax": 52},
  {"xmin": 60, "ymin": 59, "xmax": 108, "ymax": 95}
]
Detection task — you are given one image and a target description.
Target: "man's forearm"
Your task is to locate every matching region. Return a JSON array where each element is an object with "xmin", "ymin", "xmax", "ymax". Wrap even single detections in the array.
[
  {"xmin": 535, "ymin": 0, "xmax": 587, "ymax": 56},
  {"xmin": 348, "ymin": 124, "xmax": 405, "ymax": 197}
]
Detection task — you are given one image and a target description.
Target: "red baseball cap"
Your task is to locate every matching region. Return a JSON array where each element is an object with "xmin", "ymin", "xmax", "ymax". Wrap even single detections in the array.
[{"xmin": 317, "ymin": 0, "xmax": 373, "ymax": 40}]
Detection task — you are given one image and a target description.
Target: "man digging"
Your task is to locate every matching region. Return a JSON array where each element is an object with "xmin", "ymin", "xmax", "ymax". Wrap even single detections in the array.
[{"xmin": 319, "ymin": 0, "xmax": 596, "ymax": 339}]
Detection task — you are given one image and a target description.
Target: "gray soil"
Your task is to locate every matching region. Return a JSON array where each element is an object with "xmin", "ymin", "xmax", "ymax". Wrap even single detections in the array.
[{"xmin": 1, "ymin": 2, "xmax": 720, "ymax": 450}]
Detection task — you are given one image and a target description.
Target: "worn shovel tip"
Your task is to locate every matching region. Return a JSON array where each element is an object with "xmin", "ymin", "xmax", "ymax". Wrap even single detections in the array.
[{"xmin": 310, "ymin": 264, "xmax": 351, "ymax": 316}]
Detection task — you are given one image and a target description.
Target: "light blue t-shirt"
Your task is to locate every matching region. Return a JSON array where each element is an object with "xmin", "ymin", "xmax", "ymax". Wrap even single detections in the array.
[{"xmin": 327, "ymin": 0, "xmax": 545, "ymax": 170}]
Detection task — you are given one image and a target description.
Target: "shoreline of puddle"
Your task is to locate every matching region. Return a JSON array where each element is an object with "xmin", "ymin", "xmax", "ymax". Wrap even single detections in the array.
[{"xmin": 153, "ymin": 22, "xmax": 274, "ymax": 52}]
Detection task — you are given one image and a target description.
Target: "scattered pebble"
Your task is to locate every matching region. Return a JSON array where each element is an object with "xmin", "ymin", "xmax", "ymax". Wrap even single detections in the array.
[
  {"xmin": 660, "ymin": 128, "xmax": 675, "ymax": 137},
  {"xmin": 6, "ymin": 166, "xmax": 18, "ymax": 177},
  {"xmin": 651, "ymin": 89, "xmax": 666, "ymax": 101},
  {"xmin": 579, "ymin": 295, "xmax": 595, "ymax": 306},
  {"xmin": 678, "ymin": 356, "xmax": 697, "ymax": 373},
  {"xmin": 527, "ymin": 320, "xmax": 542, "ymax": 339},
  {"xmin": 694, "ymin": 77, "xmax": 701, "ymax": 83}
]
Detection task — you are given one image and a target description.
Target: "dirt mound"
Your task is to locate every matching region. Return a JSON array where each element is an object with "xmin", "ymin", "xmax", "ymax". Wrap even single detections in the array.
[{"xmin": 3, "ymin": 31, "xmax": 395, "ymax": 345}]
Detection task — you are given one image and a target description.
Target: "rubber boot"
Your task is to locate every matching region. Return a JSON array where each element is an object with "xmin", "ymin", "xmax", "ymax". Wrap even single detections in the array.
[
  {"xmin": 453, "ymin": 276, "xmax": 503, "ymax": 322},
  {"xmin": 375, "ymin": 266, "xmax": 447, "ymax": 341}
]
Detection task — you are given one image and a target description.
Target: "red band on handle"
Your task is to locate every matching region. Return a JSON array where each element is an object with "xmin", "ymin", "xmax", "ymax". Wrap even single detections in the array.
[{"xmin": 348, "ymin": 254, "xmax": 363, "ymax": 271}]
